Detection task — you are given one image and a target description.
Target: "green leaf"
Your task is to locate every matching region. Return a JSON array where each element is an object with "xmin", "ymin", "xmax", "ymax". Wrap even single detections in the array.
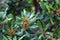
[
  {"xmin": 7, "ymin": 21, "xmax": 11, "ymax": 27},
  {"xmin": 38, "ymin": 34, "xmax": 45, "ymax": 40},
  {"xmin": 8, "ymin": 14, "xmax": 14, "ymax": 18},
  {"xmin": 2, "ymin": 18, "xmax": 12, "ymax": 23},
  {"xmin": 58, "ymin": 38, "xmax": 60, "ymax": 40},
  {"xmin": 18, "ymin": 34, "xmax": 26, "ymax": 40},
  {"xmin": 29, "ymin": 13, "xmax": 34, "ymax": 19},
  {"xmin": 46, "ymin": 32, "xmax": 53, "ymax": 36},
  {"xmin": 7, "ymin": 36, "xmax": 12, "ymax": 40},
  {"xmin": 44, "ymin": 23, "xmax": 50, "ymax": 31},
  {"xmin": 30, "ymin": 17, "xmax": 36, "ymax": 24},
  {"xmin": 46, "ymin": 5, "xmax": 50, "ymax": 13},
  {"xmin": 13, "ymin": 36, "xmax": 17, "ymax": 40},
  {"xmin": 40, "ymin": 2, "xmax": 46, "ymax": 10},
  {"xmin": 37, "ymin": 20, "xmax": 43, "ymax": 31},
  {"xmin": 50, "ymin": 17, "xmax": 54, "ymax": 25},
  {"xmin": 56, "ymin": 17, "xmax": 60, "ymax": 20},
  {"xmin": 38, "ymin": 34, "xmax": 43, "ymax": 39},
  {"xmin": 3, "ymin": 35, "xmax": 8, "ymax": 40}
]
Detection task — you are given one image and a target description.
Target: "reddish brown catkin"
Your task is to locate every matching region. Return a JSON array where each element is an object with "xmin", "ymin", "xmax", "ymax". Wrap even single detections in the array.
[
  {"xmin": 22, "ymin": 17, "xmax": 29, "ymax": 31},
  {"xmin": 8, "ymin": 28, "xmax": 15, "ymax": 36}
]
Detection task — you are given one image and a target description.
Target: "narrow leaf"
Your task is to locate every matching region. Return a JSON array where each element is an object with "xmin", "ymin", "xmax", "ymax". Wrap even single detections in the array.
[{"xmin": 37, "ymin": 20, "xmax": 43, "ymax": 31}]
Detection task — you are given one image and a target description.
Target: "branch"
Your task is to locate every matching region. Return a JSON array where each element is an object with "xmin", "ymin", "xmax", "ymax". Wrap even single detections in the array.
[{"xmin": 33, "ymin": 0, "xmax": 43, "ymax": 13}]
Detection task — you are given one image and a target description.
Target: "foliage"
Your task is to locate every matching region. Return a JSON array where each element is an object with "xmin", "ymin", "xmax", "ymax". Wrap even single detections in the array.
[{"xmin": 0, "ymin": 0, "xmax": 60, "ymax": 40}]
